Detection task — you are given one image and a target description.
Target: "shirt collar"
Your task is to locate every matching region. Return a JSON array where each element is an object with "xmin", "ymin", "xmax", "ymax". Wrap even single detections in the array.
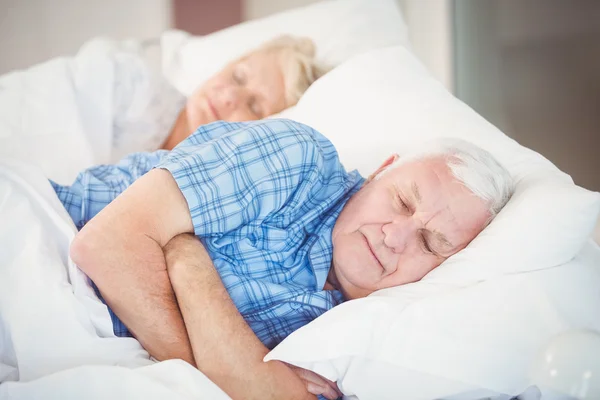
[{"xmin": 308, "ymin": 171, "xmax": 365, "ymax": 291}]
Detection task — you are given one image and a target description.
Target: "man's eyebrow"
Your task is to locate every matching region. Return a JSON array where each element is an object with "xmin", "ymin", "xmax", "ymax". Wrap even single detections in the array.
[{"xmin": 411, "ymin": 182, "xmax": 422, "ymax": 204}]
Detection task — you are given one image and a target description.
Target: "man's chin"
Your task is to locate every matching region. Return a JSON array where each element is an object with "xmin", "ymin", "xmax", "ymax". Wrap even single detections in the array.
[{"xmin": 336, "ymin": 274, "xmax": 373, "ymax": 300}]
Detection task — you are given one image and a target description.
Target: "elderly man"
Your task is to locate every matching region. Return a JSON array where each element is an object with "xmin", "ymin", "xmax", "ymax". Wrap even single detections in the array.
[{"xmin": 53, "ymin": 119, "xmax": 513, "ymax": 400}]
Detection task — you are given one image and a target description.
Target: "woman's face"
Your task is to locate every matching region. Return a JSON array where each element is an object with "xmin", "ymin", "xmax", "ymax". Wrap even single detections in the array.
[{"xmin": 186, "ymin": 50, "xmax": 287, "ymax": 130}]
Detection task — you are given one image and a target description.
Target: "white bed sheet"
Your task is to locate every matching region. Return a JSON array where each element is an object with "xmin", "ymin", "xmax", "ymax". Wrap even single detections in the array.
[
  {"xmin": 0, "ymin": 361, "xmax": 229, "ymax": 400},
  {"xmin": 0, "ymin": 159, "xmax": 229, "ymax": 400}
]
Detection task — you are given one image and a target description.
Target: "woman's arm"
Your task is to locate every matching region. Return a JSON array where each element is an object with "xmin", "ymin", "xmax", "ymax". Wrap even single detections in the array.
[
  {"xmin": 164, "ymin": 233, "xmax": 338, "ymax": 400},
  {"xmin": 70, "ymin": 168, "xmax": 195, "ymax": 364}
]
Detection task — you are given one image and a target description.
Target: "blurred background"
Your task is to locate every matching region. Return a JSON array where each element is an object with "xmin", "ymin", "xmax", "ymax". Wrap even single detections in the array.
[{"xmin": 0, "ymin": 0, "xmax": 598, "ymax": 191}]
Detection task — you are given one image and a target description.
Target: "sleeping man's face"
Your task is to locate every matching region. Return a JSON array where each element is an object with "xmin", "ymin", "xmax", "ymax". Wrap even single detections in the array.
[{"xmin": 329, "ymin": 155, "xmax": 491, "ymax": 300}]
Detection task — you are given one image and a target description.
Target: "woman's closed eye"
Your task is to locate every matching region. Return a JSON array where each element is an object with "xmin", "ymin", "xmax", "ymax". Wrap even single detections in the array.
[{"xmin": 233, "ymin": 68, "xmax": 246, "ymax": 85}]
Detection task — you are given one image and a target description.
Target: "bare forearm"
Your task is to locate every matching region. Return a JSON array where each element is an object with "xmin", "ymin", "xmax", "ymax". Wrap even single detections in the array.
[
  {"xmin": 165, "ymin": 234, "xmax": 315, "ymax": 400},
  {"xmin": 70, "ymin": 169, "xmax": 196, "ymax": 364},
  {"xmin": 72, "ymin": 223, "xmax": 194, "ymax": 364}
]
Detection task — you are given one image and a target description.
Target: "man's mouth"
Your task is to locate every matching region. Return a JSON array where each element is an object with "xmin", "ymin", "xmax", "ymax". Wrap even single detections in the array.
[{"xmin": 362, "ymin": 233, "xmax": 383, "ymax": 269}]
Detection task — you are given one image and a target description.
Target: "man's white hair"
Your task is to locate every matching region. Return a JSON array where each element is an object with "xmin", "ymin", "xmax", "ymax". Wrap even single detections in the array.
[{"xmin": 377, "ymin": 138, "xmax": 514, "ymax": 223}]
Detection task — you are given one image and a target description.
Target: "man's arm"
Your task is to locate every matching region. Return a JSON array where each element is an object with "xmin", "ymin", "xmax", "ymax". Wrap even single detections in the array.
[
  {"xmin": 164, "ymin": 234, "xmax": 341, "ymax": 400},
  {"xmin": 69, "ymin": 168, "xmax": 195, "ymax": 364},
  {"xmin": 68, "ymin": 167, "xmax": 338, "ymax": 399}
]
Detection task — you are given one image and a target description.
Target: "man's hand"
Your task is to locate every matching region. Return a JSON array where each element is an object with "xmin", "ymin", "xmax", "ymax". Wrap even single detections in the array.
[{"xmin": 287, "ymin": 364, "xmax": 342, "ymax": 400}]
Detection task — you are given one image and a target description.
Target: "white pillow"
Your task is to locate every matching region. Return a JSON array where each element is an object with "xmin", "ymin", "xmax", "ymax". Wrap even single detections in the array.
[
  {"xmin": 265, "ymin": 46, "xmax": 600, "ymax": 398},
  {"xmin": 160, "ymin": 0, "xmax": 409, "ymax": 96},
  {"xmin": 287, "ymin": 45, "xmax": 599, "ymax": 278},
  {"xmin": 267, "ymin": 242, "xmax": 600, "ymax": 399}
]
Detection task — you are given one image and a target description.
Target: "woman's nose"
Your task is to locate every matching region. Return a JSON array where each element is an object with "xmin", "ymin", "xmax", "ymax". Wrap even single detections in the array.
[
  {"xmin": 382, "ymin": 217, "xmax": 420, "ymax": 253},
  {"xmin": 219, "ymin": 85, "xmax": 243, "ymax": 109}
]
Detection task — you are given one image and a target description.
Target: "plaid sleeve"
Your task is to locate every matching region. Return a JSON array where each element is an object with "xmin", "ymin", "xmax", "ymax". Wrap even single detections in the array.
[
  {"xmin": 51, "ymin": 150, "xmax": 167, "ymax": 229},
  {"xmin": 155, "ymin": 120, "xmax": 331, "ymax": 237}
]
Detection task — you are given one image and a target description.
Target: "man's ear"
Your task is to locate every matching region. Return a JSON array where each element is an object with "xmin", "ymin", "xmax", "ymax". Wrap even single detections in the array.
[{"xmin": 365, "ymin": 154, "xmax": 399, "ymax": 183}]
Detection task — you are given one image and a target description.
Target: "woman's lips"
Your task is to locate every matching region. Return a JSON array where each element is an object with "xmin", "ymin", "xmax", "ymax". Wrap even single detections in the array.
[{"xmin": 206, "ymin": 97, "xmax": 220, "ymax": 120}]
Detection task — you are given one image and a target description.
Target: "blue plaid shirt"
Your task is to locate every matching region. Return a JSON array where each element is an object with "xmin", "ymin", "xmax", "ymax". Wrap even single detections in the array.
[{"xmin": 52, "ymin": 119, "xmax": 364, "ymax": 349}]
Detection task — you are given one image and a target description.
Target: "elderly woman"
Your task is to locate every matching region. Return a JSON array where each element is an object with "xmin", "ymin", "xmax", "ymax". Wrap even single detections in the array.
[{"xmin": 111, "ymin": 35, "xmax": 325, "ymax": 160}]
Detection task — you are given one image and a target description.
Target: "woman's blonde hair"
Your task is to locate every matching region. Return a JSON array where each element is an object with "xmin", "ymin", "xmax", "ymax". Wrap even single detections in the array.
[{"xmin": 251, "ymin": 35, "xmax": 328, "ymax": 107}]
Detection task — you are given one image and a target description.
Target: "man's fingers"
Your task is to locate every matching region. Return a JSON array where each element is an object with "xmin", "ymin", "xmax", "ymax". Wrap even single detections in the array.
[
  {"xmin": 322, "ymin": 379, "xmax": 342, "ymax": 399},
  {"xmin": 326, "ymin": 380, "xmax": 343, "ymax": 398},
  {"xmin": 301, "ymin": 369, "xmax": 341, "ymax": 396},
  {"xmin": 306, "ymin": 382, "xmax": 339, "ymax": 400},
  {"xmin": 322, "ymin": 384, "xmax": 341, "ymax": 399},
  {"xmin": 288, "ymin": 364, "xmax": 341, "ymax": 399},
  {"xmin": 306, "ymin": 382, "xmax": 325, "ymax": 395}
]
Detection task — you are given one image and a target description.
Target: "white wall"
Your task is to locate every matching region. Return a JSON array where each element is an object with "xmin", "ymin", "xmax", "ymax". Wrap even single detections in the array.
[
  {"xmin": 453, "ymin": 0, "xmax": 600, "ymax": 192},
  {"xmin": 0, "ymin": 0, "xmax": 172, "ymax": 74},
  {"xmin": 399, "ymin": 0, "xmax": 453, "ymax": 91},
  {"xmin": 453, "ymin": 0, "xmax": 510, "ymax": 133},
  {"xmin": 497, "ymin": 0, "xmax": 600, "ymax": 45},
  {"xmin": 243, "ymin": 0, "xmax": 322, "ymax": 20}
]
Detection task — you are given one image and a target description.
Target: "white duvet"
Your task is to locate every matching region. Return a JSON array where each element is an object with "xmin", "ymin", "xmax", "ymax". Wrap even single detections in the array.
[
  {"xmin": 0, "ymin": 32, "xmax": 232, "ymax": 399},
  {"xmin": 0, "ymin": 40, "xmax": 115, "ymax": 184},
  {"xmin": 0, "ymin": 35, "xmax": 181, "ymax": 185},
  {"xmin": 0, "ymin": 159, "xmax": 230, "ymax": 399}
]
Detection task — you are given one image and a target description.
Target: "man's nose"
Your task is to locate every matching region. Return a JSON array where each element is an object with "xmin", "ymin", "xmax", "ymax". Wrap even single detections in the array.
[{"xmin": 382, "ymin": 217, "xmax": 420, "ymax": 253}]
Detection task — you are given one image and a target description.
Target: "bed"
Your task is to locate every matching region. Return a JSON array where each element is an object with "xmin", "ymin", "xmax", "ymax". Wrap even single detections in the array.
[{"xmin": 1, "ymin": 1, "xmax": 599, "ymax": 399}]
